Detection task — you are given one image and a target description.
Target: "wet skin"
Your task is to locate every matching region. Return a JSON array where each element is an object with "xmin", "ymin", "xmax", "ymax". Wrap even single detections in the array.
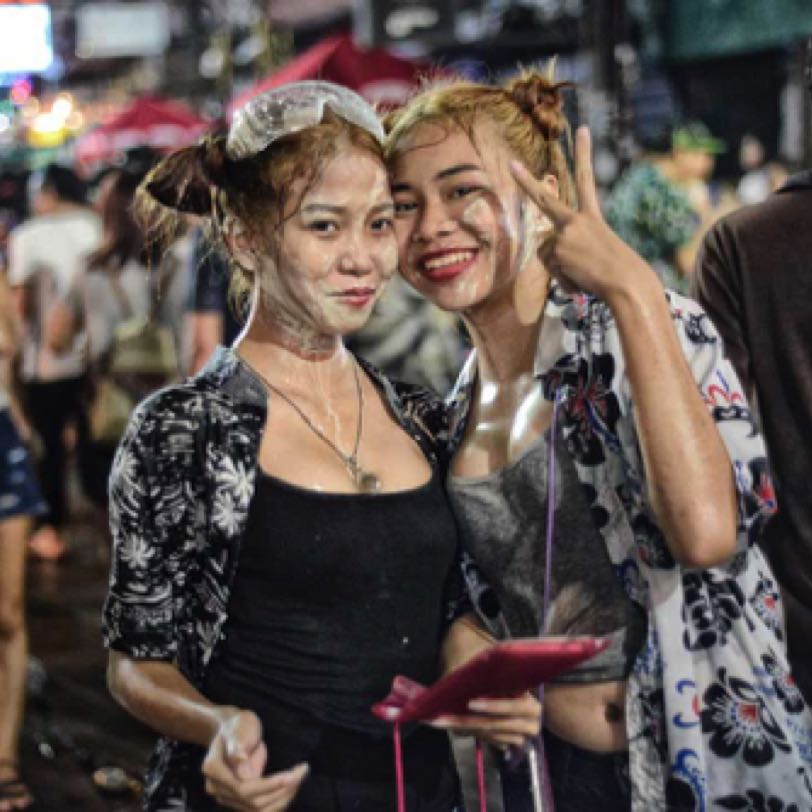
[
  {"xmin": 391, "ymin": 122, "xmax": 628, "ymax": 752},
  {"xmin": 237, "ymin": 145, "xmax": 435, "ymax": 495}
]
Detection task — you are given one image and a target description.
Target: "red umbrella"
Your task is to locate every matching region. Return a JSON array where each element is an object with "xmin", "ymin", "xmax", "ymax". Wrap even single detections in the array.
[
  {"xmin": 74, "ymin": 95, "xmax": 209, "ymax": 171},
  {"xmin": 228, "ymin": 33, "xmax": 439, "ymax": 116}
]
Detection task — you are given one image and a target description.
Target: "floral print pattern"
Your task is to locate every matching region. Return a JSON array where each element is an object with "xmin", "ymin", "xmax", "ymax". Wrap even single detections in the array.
[
  {"xmin": 102, "ymin": 347, "xmax": 452, "ymax": 810},
  {"xmin": 701, "ymin": 667, "xmax": 791, "ymax": 766},
  {"xmin": 449, "ymin": 285, "xmax": 812, "ymax": 809}
]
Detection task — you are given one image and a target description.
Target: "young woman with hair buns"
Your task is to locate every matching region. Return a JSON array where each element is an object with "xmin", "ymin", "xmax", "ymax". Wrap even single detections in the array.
[
  {"xmin": 101, "ymin": 81, "xmax": 539, "ymax": 812},
  {"xmin": 386, "ymin": 70, "xmax": 812, "ymax": 810}
]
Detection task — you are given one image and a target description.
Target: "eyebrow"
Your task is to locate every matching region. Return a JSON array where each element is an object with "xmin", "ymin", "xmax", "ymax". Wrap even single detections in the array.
[
  {"xmin": 436, "ymin": 163, "xmax": 482, "ymax": 180},
  {"xmin": 300, "ymin": 202, "xmax": 394, "ymax": 215},
  {"xmin": 391, "ymin": 163, "xmax": 484, "ymax": 193}
]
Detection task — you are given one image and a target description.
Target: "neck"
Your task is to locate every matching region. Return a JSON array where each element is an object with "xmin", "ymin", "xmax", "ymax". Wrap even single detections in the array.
[
  {"xmin": 236, "ymin": 310, "xmax": 351, "ymax": 391},
  {"xmin": 462, "ymin": 268, "xmax": 550, "ymax": 385}
]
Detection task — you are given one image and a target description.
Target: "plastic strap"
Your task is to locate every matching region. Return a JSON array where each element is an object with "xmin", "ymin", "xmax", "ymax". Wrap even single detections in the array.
[
  {"xmin": 534, "ymin": 390, "xmax": 562, "ymax": 812},
  {"xmin": 393, "ymin": 721, "xmax": 406, "ymax": 812},
  {"xmin": 475, "ymin": 738, "xmax": 487, "ymax": 812}
]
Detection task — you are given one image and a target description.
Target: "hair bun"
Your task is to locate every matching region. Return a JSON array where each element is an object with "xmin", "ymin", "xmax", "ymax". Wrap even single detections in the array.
[
  {"xmin": 506, "ymin": 72, "xmax": 569, "ymax": 140},
  {"xmin": 141, "ymin": 141, "xmax": 220, "ymax": 216}
]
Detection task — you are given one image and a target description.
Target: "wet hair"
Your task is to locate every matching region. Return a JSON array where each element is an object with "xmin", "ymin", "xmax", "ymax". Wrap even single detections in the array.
[
  {"xmin": 87, "ymin": 168, "xmax": 159, "ymax": 272},
  {"xmin": 40, "ymin": 163, "xmax": 87, "ymax": 205},
  {"xmin": 384, "ymin": 67, "xmax": 575, "ymax": 206},
  {"xmin": 136, "ymin": 110, "xmax": 385, "ymax": 307}
]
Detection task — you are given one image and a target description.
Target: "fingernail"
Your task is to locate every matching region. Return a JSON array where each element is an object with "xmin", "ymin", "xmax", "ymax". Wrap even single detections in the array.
[
  {"xmin": 290, "ymin": 763, "xmax": 309, "ymax": 779},
  {"xmin": 468, "ymin": 700, "xmax": 488, "ymax": 711}
]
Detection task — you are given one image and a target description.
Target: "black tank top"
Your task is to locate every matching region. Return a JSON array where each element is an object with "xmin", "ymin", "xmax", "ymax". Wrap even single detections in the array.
[{"xmin": 204, "ymin": 466, "xmax": 461, "ymax": 739}]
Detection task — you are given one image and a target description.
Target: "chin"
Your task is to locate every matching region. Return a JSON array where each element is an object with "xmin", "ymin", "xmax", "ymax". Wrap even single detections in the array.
[
  {"xmin": 332, "ymin": 314, "xmax": 372, "ymax": 337},
  {"xmin": 410, "ymin": 278, "xmax": 484, "ymax": 313}
]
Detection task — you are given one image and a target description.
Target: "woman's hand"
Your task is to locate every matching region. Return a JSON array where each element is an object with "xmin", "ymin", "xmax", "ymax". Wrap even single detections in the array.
[
  {"xmin": 510, "ymin": 126, "xmax": 653, "ymax": 302},
  {"xmin": 429, "ymin": 691, "xmax": 542, "ymax": 749},
  {"xmin": 202, "ymin": 707, "xmax": 308, "ymax": 811}
]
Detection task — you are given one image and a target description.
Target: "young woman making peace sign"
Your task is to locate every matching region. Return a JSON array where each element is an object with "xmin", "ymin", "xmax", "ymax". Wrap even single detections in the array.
[{"xmin": 386, "ymin": 70, "xmax": 812, "ymax": 811}]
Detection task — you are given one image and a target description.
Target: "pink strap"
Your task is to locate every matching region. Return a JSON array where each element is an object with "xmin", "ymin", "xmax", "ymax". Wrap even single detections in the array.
[
  {"xmin": 391, "ymin": 728, "xmax": 489, "ymax": 811},
  {"xmin": 475, "ymin": 739, "xmax": 487, "ymax": 812},
  {"xmin": 393, "ymin": 721, "xmax": 406, "ymax": 812}
]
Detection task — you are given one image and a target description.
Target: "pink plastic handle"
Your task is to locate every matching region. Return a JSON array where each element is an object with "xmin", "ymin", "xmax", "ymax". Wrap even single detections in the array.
[
  {"xmin": 393, "ymin": 721, "xmax": 406, "ymax": 812},
  {"xmin": 475, "ymin": 739, "xmax": 487, "ymax": 812}
]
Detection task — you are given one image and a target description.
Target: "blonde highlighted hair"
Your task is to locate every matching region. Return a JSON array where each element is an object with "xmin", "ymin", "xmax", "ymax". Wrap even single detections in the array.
[{"xmin": 385, "ymin": 67, "xmax": 575, "ymax": 206}]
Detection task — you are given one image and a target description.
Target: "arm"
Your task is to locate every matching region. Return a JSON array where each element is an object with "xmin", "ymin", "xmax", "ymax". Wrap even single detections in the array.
[
  {"xmin": 107, "ymin": 651, "xmax": 232, "ymax": 746},
  {"xmin": 7, "ymin": 227, "xmax": 32, "ymax": 325},
  {"xmin": 513, "ymin": 128, "xmax": 737, "ymax": 569},
  {"xmin": 45, "ymin": 300, "xmax": 79, "ymax": 355},
  {"xmin": 440, "ymin": 612, "xmax": 495, "ymax": 674},
  {"xmin": 432, "ymin": 613, "xmax": 541, "ymax": 748},
  {"xmin": 0, "ymin": 276, "xmax": 31, "ymax": 440},
  {"xmin": 607, "ymin": 274, "xmax": 737, "ymax": 568},
  {"xmin": 107, "ymin": 653, "xmax": 306, "ymax": 810},
  {"xmin": 103, "ymin": 414, "xmax": 305, "ymax": 811}
]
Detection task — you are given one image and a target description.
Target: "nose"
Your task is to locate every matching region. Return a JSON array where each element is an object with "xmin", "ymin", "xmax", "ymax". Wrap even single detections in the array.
[
  {"xmin": 337, "ymin": 231, "xmax": 376, "ymax": 276},
  {"xmin": 412, "ymin": 195, "xmax": 456, "ymax": 243}
]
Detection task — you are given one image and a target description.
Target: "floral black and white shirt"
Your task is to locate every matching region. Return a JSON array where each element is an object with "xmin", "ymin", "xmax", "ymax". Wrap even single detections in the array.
[
  {"xmin": 102, "ymin": 346, "xmax": 452, "ymax": 811},
  {"xmin": 451, "ymin": 285, "xmax": 812, "ymax": 811}
]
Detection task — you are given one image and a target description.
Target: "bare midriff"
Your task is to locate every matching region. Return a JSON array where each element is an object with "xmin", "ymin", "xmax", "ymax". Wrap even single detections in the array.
[{"xmin": 544, "ymin": 679, "xmax": 628, "ymax": 753}]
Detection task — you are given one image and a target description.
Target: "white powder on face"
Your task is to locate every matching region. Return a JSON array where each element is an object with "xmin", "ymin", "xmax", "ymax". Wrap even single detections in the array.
[
  {"xmin": 460, "ymin": 196, "xmax": 491, "ymax": 235},
  {"xmin": 516, "ymin": 199, "xmax": 549, "ymax": 276}
]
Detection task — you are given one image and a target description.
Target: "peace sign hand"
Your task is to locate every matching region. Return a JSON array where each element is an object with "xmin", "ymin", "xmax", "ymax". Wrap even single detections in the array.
[{"xmin": 510, "ymin": 126, "xmax": 651, "ymax": 302}]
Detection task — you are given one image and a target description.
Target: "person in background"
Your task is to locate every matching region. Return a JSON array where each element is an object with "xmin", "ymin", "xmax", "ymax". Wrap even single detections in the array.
[
  {"xmin": 0, "ymin": 272, "xmax": 45, "ymax": 811},
  {"xmin": 736, "ymin": 134, "xmax": 790, "ymax": 206},
  {"xmin": 693, "ymin": 44, "xmax": 812, "ymax": 702},
  {"xmin": 103, "ymin": 81, "xmax": 538, "ymax": 812},
  {"xmin": 385, "ymin": 69, "xmax": 812, "ymax": 810},
  {"xmin": 46, "ymin": 166, "xmax": 186, "ymax": 514},
  {"xmin": 605, "ymin": 121, "xmax": 726, "ymax": 294},
  {"xmin": 186, "ymin": 224, "xmax": 245, "ymax": 374},
  {"xmin": 6, "ymin": 164, "xmax": 100, "ymax": 560}
]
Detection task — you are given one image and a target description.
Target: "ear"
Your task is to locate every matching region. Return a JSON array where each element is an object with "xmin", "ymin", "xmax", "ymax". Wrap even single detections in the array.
[{"xmin": 223, "ymin": 216, "xmax": 260, "ymax": 274}]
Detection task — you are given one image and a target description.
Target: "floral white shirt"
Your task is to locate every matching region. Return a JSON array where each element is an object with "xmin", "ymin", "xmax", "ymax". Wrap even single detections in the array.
[{"xmin": 450, "ymin": 285, "xmax": 812, "ymax": 811}]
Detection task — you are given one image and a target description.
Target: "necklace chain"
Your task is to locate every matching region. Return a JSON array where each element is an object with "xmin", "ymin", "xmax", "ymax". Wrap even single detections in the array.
[{"xmin": 242, "ymin": 356, "xmax": 381, "ymax": 492}]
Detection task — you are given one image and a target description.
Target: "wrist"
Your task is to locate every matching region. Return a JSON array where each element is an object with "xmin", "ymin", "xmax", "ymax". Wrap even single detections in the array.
[
  {"xmin": 208, "ymin": 704, "xmax": 240, "ymax": 744},
  {"xmin": 603, "ymin": 258, "xmax": 664, "ymax": 311}
]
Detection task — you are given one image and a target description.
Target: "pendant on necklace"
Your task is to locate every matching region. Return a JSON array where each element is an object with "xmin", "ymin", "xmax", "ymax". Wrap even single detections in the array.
[
  {"xmin": 356, "ymin": 470, "xmax": 382, "ymax": 493},
  {"xmin": 348, "ymin": 458, "xmax": 381, "ymax": 493}
]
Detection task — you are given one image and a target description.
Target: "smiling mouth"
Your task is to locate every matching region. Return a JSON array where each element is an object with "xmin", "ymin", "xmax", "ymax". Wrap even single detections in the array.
[{"xmin": 419, "ymin": 249, "xmax": 478, "ymax": 280}]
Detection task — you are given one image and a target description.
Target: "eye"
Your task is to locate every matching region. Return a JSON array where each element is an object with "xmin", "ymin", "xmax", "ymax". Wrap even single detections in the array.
[
  {"xmin": 450, "ymin": 184, "xmax": 480, "ymax": 200},
  {"xmin": 371, "ymin": 217, "xmax": 394, "ymax": 232},
  {"xmin": 394, "ymin": 199, "xmax": 417, "ymax": 216},
  {"xmin": 308, "ymin": 220, "xmax": 338, "ymax": 234}
]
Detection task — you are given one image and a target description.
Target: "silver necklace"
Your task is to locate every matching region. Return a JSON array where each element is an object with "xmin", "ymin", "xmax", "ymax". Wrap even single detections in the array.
[{"xmin": 244, "ymin": 357, "xmax": 382, "ymax": 493}]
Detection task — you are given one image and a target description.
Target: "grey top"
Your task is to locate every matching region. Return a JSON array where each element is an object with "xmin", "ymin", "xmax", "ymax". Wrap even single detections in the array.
[{"xmin": 447, "ymin": 429, "xmax": 646, "ymax": 683}]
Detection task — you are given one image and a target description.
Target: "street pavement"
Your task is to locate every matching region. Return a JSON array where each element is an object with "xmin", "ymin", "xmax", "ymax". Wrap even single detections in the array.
[{"xmin": 21, "ymin": 514, "xmax": 151, "ymax": 811}]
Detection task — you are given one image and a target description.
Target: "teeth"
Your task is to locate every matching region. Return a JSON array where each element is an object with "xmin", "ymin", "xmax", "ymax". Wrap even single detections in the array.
[{"xmin": 423, "ymin": 251, "xmax": 475, "ymax": 271}]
